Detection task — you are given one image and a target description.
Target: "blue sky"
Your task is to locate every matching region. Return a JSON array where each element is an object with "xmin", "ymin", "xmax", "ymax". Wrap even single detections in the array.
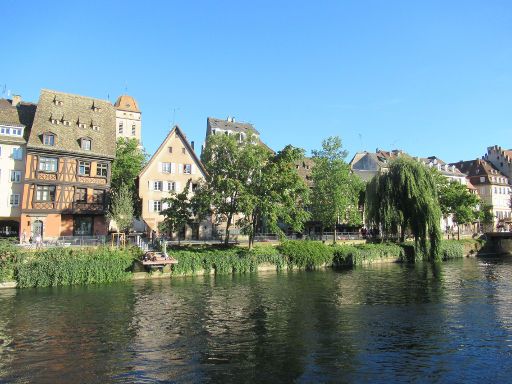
[{"xmin": 1, "ymin": 0, "xmax": 511, "ymax": 162}]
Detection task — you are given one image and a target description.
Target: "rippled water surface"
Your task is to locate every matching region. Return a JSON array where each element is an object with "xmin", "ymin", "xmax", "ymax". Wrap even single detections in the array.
[{"xmin": 1, "ymin": 257, "xmax": 512, "ymax": 383}]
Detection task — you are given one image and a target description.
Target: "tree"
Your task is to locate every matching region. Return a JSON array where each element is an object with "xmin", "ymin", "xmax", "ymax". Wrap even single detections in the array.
[
  {"xmin": 110, "ymin": 138, "xmax": 147, "ymax": 217},
  {"xmin": 107, "ymin": 183, "xmax": 134, "ymax": 233},
  {"xmin": 159, "ymin": 180, "xmax": 196, "ymax": 245},
  {"xmin": 310, "ymin": 136, "xmax": 362, "ymax": 243},
  {"xmin": 438, "ymin": 179, "xmax": 480, "ymax": 239},
  {"xmin": 365, "ymin": 157, "xmax": 442, "ymax": 260},
  {"xmin": 479, "ymin": 203, "xmax": 494, "ymax": 232},
  {"xmin": 199, "ymin": 133, "xmax": 269, "ymax": 245},
  {"xmin": 238, "ymin": 145, "xmax": 311, "ymax": 249}
]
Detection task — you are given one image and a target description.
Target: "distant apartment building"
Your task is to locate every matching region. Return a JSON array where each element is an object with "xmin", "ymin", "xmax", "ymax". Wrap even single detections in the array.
[
  {"xmin": 0, "ymin": 96, "xmax": 36, "ymax": 237},
  {"xmin": 20, "ymin": 89, "xmax": 116, "ymax": 240},
  {"xmin": 484, "ymin": 145, "xmax": 512, "ymax": 180},
  {"xmin": 114, "ymin": 95, "xmax": 141, "ymax": 143},
  {"xmin": 349, "ymin": 149, "xmax": 405, "ymax": 181},
  {"xmin": 451, "ymin": 159, "xmax": 511, "ymax": 230},
  {"xmin": 138, "ymin": 125, "xmax": 211, "ymax": 239},
  {"xmin": 206, "ymin": 116, "xmax": 259, "ymax": 141}
]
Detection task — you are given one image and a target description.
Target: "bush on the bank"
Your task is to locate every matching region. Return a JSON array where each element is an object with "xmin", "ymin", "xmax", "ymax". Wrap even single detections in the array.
[
  {"xmin": 401, "ymin": 240, "xmax": 466, "ymax": 262},
  {"xmin": 171, "ymin": 245, "xmax": 283, "ymax": 275},
  {"xmin": 278, "ymin": 240, "xmax": 333, "ymax": 269},
  {"xmin": 15, "ymin": 247, "xmax": 138, "ymax": 288},
  {"xmin": 332, "ymin": 243, "xmax": 404, "ymax": 266},
  {"xmin": 0, "ymin": 240, "xmax": 20, "ymax": 282}
]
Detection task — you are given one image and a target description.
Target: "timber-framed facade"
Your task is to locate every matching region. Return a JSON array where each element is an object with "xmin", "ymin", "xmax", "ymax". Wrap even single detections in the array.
[{"xmin": 20, "ymin": 90, "xmax": 116, "ymax": 240}]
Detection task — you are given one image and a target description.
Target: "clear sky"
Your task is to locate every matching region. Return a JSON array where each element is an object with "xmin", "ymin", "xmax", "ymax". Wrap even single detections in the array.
[{"xmin": 1, "ymin": 0, "xmax": 511, "ymax": 163}]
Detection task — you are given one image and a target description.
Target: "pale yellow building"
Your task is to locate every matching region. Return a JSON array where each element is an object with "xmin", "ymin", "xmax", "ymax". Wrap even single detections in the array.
[
  {"xmin": 138, "ymin": 125, "xmax": 211, "ymax": 239},
  {"xmin": 114, "ymin": 95, "xmax": 141, "ymax": 143}
]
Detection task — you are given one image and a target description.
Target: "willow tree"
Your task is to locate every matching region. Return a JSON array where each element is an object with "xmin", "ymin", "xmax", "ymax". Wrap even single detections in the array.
[{"xmin": 365, "ymin": 157, "xmax": 442, "ymax": 260}]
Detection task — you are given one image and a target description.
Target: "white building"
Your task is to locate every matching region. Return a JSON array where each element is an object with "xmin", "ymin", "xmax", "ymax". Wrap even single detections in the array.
[
  {"xmin": 0, "ymin": 96, "xmax": 36, "ymax": 238},
  {"xmin": 114, "ymin": 95, "xmax": 142, "ymax": 143}
]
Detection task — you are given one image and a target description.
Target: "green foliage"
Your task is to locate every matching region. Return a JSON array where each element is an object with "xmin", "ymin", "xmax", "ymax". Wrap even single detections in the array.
[
  {"xmin": 238, "ymin": 145, "xmax": 311, "ymax": 248},
  {"xmin": 366, "ymin": 157, "xmax": 442, "ymax": 260},
  {"xmin": 438, "ymin": 177, "xmax": 480, "ymax": 228},
  {"xmin": 111, "ymin": 138, "xmax": 147, "ymax": 217},
  {"xmin": 15, "ymin": 247, "xmax": 138, "ymax": 288},
  {"xmin": 311, "ymin": 136, "xmax": 363, "ymax": 240},
  {"xmin": 160, "ymin": 180, "xmax": 197, "ymax": 242},
  {"xmin": 108, "ymin": 182, "xmax": 134, "ymax": 233},
  {"xmin": 171, "ymin": 245, "xmax": 284, "ymax": 275},
  {"xmin": 332, "ymin": 243, "xmax": 405, "ymax": 266},
  {"xmin": 0, "ymin": 240, "xmax": 21, "ymax": 282},
  {"xmin": 401, "ymin": 240, "xmax": 465, "ymax": 262},
  {"xmin": 278, "ymin": 240, "xmax": 334, "ymax": 269}
]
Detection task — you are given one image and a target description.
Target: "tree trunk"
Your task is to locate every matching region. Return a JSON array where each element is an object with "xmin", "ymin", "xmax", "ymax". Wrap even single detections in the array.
[
  {"xmin": 224, "ymin": 214, "xmax": 232, "ymax": 246},
  {"xmin": 457, "ymin": 225, "xmax": 460, "ymax": 241},
  {"xmin": 399, "ymin": 224, "xmax": 406, "ymax": 243},
  {"xmin": 333, "ymin": 224, "xmax": 337, "ymax": 245}
]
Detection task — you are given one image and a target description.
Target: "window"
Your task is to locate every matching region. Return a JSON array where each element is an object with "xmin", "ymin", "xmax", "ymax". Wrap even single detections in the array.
[
  {"xmin": 43, "ymin": 133, "xmax": 55, "ymax": 146},
  {"xmin": 75, "ymin": 188, "xmax": 87, "ymax": 202},
  {"xmin": 192, "ymin": 183, "xmax": 198, "ymax": 192},
  {"xmin": 81, "ymin": 138, "xmax": 91, "ymax": 151},
  {"xmin": 9, "ymin": 194, "xmax": 20, "ymax": 206},
  {"xmin": 153, "ymin": 200, "xmax": 162, "ymax": 212},
  {"xmin": 39, "ymin": 157, "xmax": 58, "ymax": 172},
  {"xmin": 118, "ymin": 122, "xmax": 123, "ymax": 134},
  {"xmin": 10, "ymin": 170, "xmax": 21, "ymax": 183},
  {"xmin": 167, "ymin": 181, "xmax": 176, "ymax": 191},
  {"xmin": 131, "ymin": 124, "xmax": 136, "ymax": 136},
  {"xmin": 92, "ymin": 125, "xmax": 100, "ymax": 131},
  {"xmin": 36, "ymin": 185, "xmax": 56, "ymax": 201},
  {"xmin": 74, "ymin": 216, "xmax": 93, "ymax": 236},
  {"xmin": 78, "ymin": 161, "xmax": 91, "ymax": 176},
  {"xmin": 183, "ymin": 164, "xmax": 192, "ymax": 174},
  {"xmin": 54, "ymin": 99, "xmax": 63, "ymax": 106},
  {"xmin": 11, "ymin": 147, "xmax": 23, "ymax": 160},
  {"xmin": 153, "ymin": 181, "xmax": 163, "ymax": 191},
  {"xmin": 92, "ymin": 189, "xmax": 104, "ymax": 203},
  {"xmin": 182, "ymin": 147, "xmax": 186, "ymax": 154},
  {"xmin": 480, "ymin": 176, "xmax": 485, "ymax": 182},
  {"xmin": 168, "ymin": 146, "xmax": 173, "ymax": 153},
  {"xmin": 162, "ymin": 162, "xmax": 172, "ymax": 173},
  {"xmin": 78, "ymin": 122, "xmax": 87, "ymax": 129},
  {"xmin": 96, "ymin": 163, "xmax": 108, "ymax": 177},
  {"xmin": 63, "ymin": 120, "xmax": 71, "ymax": 126}
]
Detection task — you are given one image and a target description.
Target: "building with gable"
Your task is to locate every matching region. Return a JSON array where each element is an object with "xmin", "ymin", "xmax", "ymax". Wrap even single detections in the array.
[
  {"xmin": 349, "ymin": 149, "xmax": 405, "ymax": 181},
  {"xmin": 451, "ymin": 158, "xmax": 511, "ymax": 230},
  {"xmin": 0, "ymin": 96, "xmax": 36, "ymax": 238},
  {"xmin": 114, "ymin": 95, "xmax": 141, "ymax": 143},
  {"xmin": 20, "ymin": 89, "xmax": 116, "ymax": 240},
  {"xmin": 138, "ymin": 125, "xmax": 211, "ymax": 239},
  {"xmin": 484, "ymin": 145, "xmax": 512, "ymax": 181}
]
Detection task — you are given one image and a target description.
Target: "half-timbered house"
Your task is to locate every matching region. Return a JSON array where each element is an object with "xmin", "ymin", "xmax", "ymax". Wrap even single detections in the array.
[{"xmin": 20, "ymin": 90, "xmax": 116, "ymax": 240}]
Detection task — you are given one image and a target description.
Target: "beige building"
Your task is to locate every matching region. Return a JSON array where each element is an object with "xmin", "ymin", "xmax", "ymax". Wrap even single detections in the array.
[
  {"xmin": 138, "ymin": 125, "xmax": 211, "ymax": 239},
  {"xmin": 114, "ymin": 95, "xmax": 141, "ymax": 143},
  {"xmin": 0, "ymin": 96, "xmax": 36, "ymax": 238}
]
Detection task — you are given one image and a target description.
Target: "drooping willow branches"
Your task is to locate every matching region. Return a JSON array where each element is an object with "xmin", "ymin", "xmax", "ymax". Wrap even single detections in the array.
[{"xmin": 365, "ymin": 157, "xmax": 442, "ymax": 260}]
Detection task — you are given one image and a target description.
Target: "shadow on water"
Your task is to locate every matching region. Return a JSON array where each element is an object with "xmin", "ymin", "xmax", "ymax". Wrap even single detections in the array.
[{"xmin": 1, "ymin": 259, "xmax": 512, "ymax": 383}]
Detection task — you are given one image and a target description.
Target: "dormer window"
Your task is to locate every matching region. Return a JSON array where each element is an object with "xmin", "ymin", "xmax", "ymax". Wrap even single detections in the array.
[
  {"xmin": 62, "ymin": 120, "xmax": 71, "ymax": 126},
  {"xmin": 81, "ymin": 138, "xmax": 91, "ymax": 151},
  {"xmin": 53, "ymin": 98, "xmax": 63, "ymax": 106},
  {"xmin": 92, "ymin": 125, "xmax": 100, "ymax": 131},
  {"xmin": 78, "ymin": 120, "xmax": 87, "ymax": 129},
  {"xmin": 91, "ymin": 102, "xmax": 102, "ymax": 112},
  {"xmin": 43, "ymin": 133, "xmax": 55, "ymax": 146},
  {"xmin": 50, "ymin": 117, "xmax": 60, "ymax": 125}
]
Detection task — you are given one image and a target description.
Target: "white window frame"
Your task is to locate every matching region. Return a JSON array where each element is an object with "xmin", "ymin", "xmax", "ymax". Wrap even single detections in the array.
[
  {"xmin": 38, "ymin": 157, "xmax": 58, "ymax": 172},
  {"xmin": 9, "ymin": 194, "xmax": 20, "ymax": 206},
  {"xmin": 10, "ymin": 170, "xmax": 21, "ymax": 183},
  {"xmin": 153, "ymin": 181, "xmax": 163, "ymax": 191}
]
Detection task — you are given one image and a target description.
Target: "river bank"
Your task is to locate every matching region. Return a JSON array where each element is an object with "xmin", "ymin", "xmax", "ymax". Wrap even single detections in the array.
[{"xmin": 0, "ymin": 239, "xmax": 485, "ymax": 289}]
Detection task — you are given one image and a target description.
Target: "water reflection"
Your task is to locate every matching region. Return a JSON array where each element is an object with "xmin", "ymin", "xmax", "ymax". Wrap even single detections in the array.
[{"xmin": 1, "ymin": 258, "xmax": 512, "ymax": 383}]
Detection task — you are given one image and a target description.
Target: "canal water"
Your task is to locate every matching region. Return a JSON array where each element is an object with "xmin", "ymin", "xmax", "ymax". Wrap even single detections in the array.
[{"xmin": 1, "ymin": 257, "xmax": 512, "ymax": 383}]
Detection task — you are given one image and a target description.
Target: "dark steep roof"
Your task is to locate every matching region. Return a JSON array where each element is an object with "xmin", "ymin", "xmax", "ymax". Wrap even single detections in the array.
[
  {"xmin": 27, "ymin": 89, "xmax": 116, "ymax": 159},
  {"xmin": 0, "ymin": 98, "xmax": 37, "ymax": 143},
  {"xmin": 207, "ymin": 117, "xmax": 259, "ymax": 135}
]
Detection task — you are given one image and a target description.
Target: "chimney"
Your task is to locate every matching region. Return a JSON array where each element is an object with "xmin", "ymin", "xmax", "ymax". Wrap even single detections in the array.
[
  {"xmin": 11, "ymin": 95, "xmax": 21, "ymax": 107},
  {"xmin": 191, "ymin": 141, "xmax": 195, "ymax": 150}
]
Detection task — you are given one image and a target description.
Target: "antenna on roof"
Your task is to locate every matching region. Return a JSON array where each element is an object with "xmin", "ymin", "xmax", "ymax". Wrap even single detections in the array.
[
  {"xmin": 172, "ymin": 107, "xmax": 180, "ymax": 128},
  {"xmin": 124, "ymin": 81, "xmax": 128, "ymax": 93},
  {"xmin": 358, "ymin": 133, "xmax": 363, "ymax": 151}
]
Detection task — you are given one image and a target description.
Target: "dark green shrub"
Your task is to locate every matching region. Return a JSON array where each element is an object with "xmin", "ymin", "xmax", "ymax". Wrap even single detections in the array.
[
  {"xmin": 15, "ymin": 247, "xmax": 138, "ymax": 288},
  {"xmin": 0, "ymin": 240, "xmax": 22, "ymax": 282},
  {"xmin": 332, "ymin": 243, "xmax": 404, "ymax": 266},
  {"xmin": 278, "ymin": 240, "xmax": 333, "ymax": 269}
]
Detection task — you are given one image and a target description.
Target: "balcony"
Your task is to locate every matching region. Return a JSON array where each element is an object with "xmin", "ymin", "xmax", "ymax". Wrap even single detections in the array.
[
  {"xmin": 72, "ymin": 202, "xmax": 106, "ymax": 213},
  {"xmin": 33, "ymin": 201, "xmax": 55, "ymax": 210}
]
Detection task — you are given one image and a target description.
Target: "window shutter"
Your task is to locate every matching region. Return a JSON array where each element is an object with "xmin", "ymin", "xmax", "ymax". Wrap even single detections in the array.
[
  {"xmin": 176, "ymin": 181, "xmax": 180, "ymax": 192},
  {"xmin": 148, "ymin": 200, "xmax": 153, "ymax": 212},
  {"xmin": 158, "ymin": 162, "xmax": 163, "ymax": 173},
  {"xmin": 178, "ymin": 163, "xmax": 183, "ymax": 174},
  {"xmin": 162, "ymin": 202, "xmax": 169, "ymax": 210},
  {"xmin": 163, "ymin": 181, "xmax": 168, "ymax": 191},
  {"xmin": 171, "ymin": 163, "xmax": 176, "ymax": 174},
  {"xmin": 148, "ymin": 180, "xmax": 152, "ymax": 190},
  {"xmin": 191, "ymin": 164, "xmax": 196, "ymax": 174}
]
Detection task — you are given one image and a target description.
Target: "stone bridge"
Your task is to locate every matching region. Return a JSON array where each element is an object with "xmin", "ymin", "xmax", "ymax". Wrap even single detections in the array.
[{"xmin": 485, "ymin": 232, "xmax": 512, "ymax": 255}]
